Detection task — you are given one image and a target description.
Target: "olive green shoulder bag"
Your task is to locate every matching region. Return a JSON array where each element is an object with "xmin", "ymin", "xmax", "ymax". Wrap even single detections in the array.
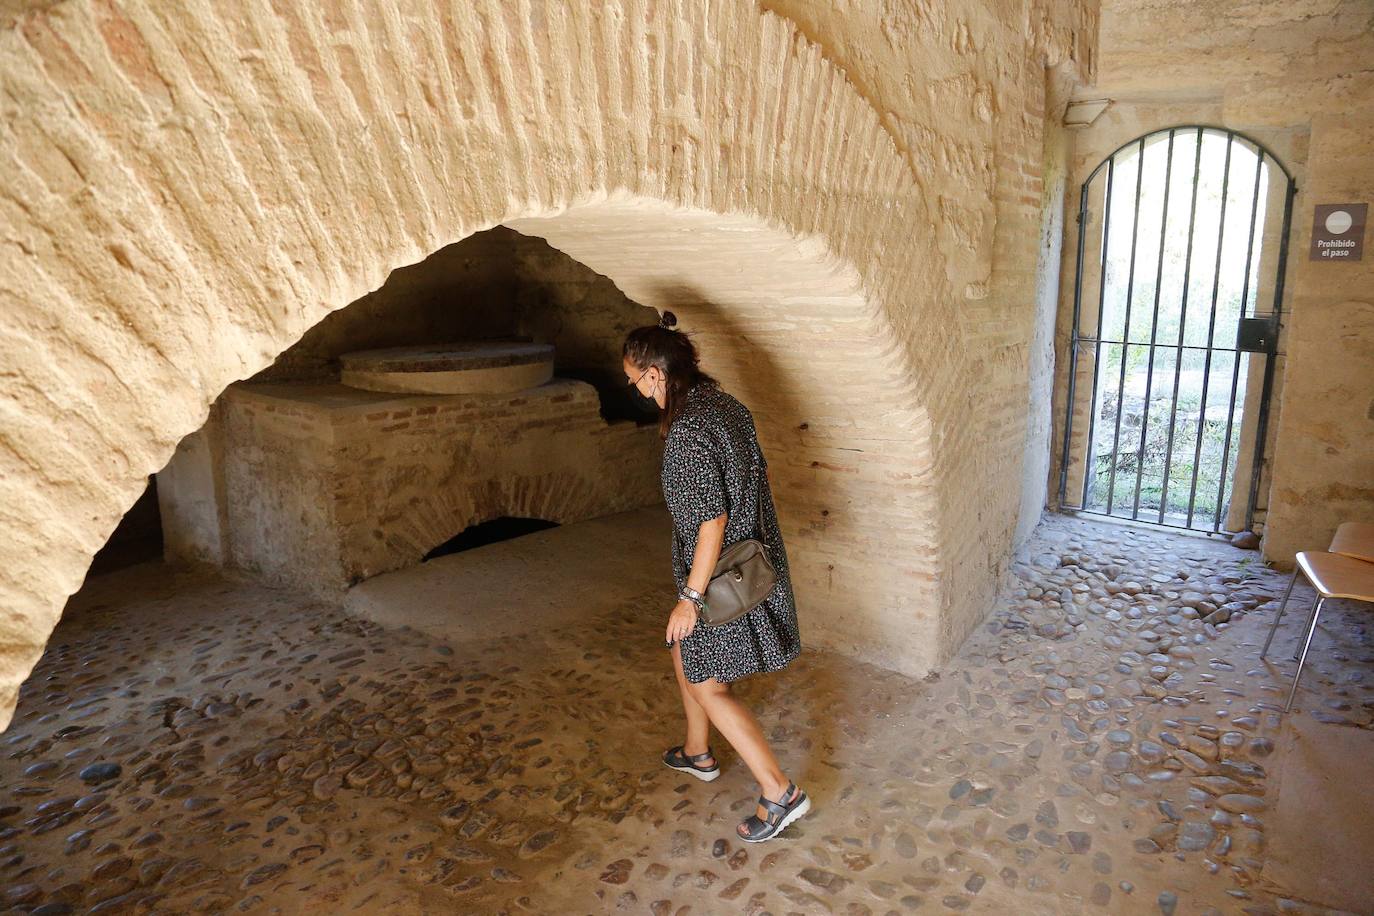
[{"xmin": 675, "ymin": 476, "xmax": 778, "ymax": 627}]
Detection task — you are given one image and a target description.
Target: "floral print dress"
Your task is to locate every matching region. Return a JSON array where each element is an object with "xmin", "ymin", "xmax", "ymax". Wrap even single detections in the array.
[{"xmin": 660, "ymin": 381, "xmax": 802, "ymax": 684}]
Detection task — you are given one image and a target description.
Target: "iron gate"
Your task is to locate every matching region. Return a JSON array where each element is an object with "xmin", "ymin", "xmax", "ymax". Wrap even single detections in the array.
[{"xmin": 1058, "ymin": 126, "xmax": 1296, "ymax": 534}]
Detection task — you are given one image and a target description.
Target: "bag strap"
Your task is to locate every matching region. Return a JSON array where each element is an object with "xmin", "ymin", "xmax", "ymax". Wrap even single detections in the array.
[{"xmin": 753, "ymin": 462, "xmax": 774, "ymax": 550}]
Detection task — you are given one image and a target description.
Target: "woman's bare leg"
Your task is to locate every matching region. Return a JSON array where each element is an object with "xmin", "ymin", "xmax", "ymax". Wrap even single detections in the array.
[
  {"xmin": 686, "ymin": 677, "xmax": 800, "ymax": 836},
  {"xmin": 670, "ymin": 643, "xmax": 713, "ymax": 765}
]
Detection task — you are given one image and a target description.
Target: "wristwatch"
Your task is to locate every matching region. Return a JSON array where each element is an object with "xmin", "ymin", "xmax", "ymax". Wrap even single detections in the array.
[{"xmin": 678, "ymin": 585, "xmax": 708, "ymax": 616}]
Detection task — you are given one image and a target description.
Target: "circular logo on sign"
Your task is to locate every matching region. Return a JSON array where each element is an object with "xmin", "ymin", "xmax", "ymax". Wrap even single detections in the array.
[{"xmin": 1324, "ymin": 209, "xmax": 1354, "ymax": 235}]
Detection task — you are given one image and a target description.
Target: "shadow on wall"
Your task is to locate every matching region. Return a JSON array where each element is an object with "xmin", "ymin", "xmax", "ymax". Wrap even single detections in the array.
[
  {"xmin": 647, "ymin": 280, "xmax": 845, "ymax": 777},
  {"xmin": 508, "ymin": 228, "xmax": 663, "ymax": 422},
  {"xmin": 504, "ymin": 197, "xmax": 944, "ymax": 675},
  {"xmin": 84, "ymin": 475, "xmax": 163, "ymax": 580},
  {"xmin": 422, "ymin": 516, "xmax": 561, "ymax": 562},
  {"xmin": 645, "ymin": 280, "xmax": 806, "ymax": 436},
  {"xmin": 642, "ymin": 280, "xmax": 860, "ymax": 599},
  {"xmin": 252, "ymin": 227, "xmax": 660, "ymax": 423}
]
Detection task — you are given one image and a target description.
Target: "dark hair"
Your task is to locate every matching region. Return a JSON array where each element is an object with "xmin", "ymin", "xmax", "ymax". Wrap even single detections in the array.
[{"xmin": 623, "ymin": 310, "xmax": 717, "ymax": 439}]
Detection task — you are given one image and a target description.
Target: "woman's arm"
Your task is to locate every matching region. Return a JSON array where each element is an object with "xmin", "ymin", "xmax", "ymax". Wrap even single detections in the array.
[
  {"xmin": 666, "ymin": 512, "xmax": 727, "ymax": 644},
  {"xmin": 686, "ymin": 512, "xmax": 728, "ymax": 595}
]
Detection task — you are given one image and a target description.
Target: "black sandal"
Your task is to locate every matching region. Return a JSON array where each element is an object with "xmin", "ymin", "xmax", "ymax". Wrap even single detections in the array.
[
  {"xmin": 737, "ymin": 781, "xmax": 810, "ymax": 842},
  {"xmin": 662, "ymin": 745, "xmax": 720, "ymax": 782}
]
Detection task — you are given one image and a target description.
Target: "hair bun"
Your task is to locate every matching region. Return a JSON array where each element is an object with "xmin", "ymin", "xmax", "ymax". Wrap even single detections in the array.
[{"xmin": 658, "ymin": 310, "xmax": 678, "ymax": 330}]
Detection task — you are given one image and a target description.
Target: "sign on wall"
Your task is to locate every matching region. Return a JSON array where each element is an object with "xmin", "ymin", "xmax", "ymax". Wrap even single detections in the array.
[{"xmin": 1309, "ymin": 203, "xmax": 1366, "ymax": 261}]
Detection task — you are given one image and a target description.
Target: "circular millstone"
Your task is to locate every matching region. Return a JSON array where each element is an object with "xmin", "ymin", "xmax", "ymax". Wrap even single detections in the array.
[{"xmin": 339, "ymin": 342, "xmax": 554, "ymax": 395}]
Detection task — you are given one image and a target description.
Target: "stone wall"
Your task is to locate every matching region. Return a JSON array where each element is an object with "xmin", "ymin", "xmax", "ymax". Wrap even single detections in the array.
[
  {"xmin": 0, "ymin": 0, "xmax": 1095, "ymax": 730},
  {"xmin": 759, "ymin": 1, "xmax": 1100, "ymax": 655},
  {"xmin": 156, "ymin": 405, "xmax": 230, "ymax": 568},
  {"xmin": 1018, "ymin": 65, "xmax": 1080, "ymax": 547},
  {"xmin": 157, "ymin": 378, "xmax": 661, "ymax": 595},
  {"xmin": 1049, "ymin": 0, "xmax": 1374, "ymax": 562}
]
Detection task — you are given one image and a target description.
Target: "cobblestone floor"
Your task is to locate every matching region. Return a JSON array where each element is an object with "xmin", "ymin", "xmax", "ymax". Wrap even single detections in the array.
[{"xmin": 1, "ymin": 514, "xmax": 1370, "ymax": 914}]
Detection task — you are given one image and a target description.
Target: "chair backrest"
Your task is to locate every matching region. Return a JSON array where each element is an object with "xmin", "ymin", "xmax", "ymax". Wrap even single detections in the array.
[{"xmin": 1330, "ymin": 522, "xmax": 1374, "ymax": 563}]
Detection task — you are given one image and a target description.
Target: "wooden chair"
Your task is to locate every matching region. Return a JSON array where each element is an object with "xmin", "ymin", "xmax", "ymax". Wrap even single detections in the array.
[
  {"xmin": 1261, "ymin": 547, "xmax": 1374, "ymax": 712},
  {"xmin": 1330, "ymin": 521, "xmax": 1374, "ymax": 563}
]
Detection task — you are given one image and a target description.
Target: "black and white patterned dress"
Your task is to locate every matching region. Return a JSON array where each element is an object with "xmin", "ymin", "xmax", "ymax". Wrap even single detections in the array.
[{"xmin": 661, "ymin": 380, "xmax": 802, "ymax": 684}]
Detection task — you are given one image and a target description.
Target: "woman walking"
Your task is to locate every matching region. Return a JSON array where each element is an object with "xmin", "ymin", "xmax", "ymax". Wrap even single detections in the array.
[{"xmin": 622, "ymin": 311, "xmax": 809, "ymax": 843}]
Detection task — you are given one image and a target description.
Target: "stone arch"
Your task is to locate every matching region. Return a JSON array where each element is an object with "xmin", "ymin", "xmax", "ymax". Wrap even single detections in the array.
[
  {"xmin": 383, "ymin": 467, "xmax": 629, "ymax": 579},
  {"xmin": 0, "ymin": 0, "xmax": 992, "ymax": 730},
  {"xmin": 402, "ymin": 471, "xmax": 588, "ymax": 563}
]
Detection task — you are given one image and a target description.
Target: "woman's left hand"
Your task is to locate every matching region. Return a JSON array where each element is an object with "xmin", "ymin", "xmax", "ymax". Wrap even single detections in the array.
[{"xmin": 666, "ymin": 599, "xmax": 699, "ymax": 644}]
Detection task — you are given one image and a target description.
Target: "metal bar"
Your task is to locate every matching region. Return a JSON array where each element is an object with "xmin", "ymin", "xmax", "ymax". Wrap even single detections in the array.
[
  {"xmin": 1060, "ymin": 124, "xmax": 1297, "ymax": 536},
  {"xmin": 1059, "ymin": 506, "xmax": 1237, "ymax": 538},
  {"xmin": 1079, "ymin": 158, "xmax": 1116, "ymax": 510},
  {"xmin": 1212, "ymin": 147, "xmax": 1266, "ymax": 531},
  {"xmin": 1069, "ymin": 505, "xmax": 1243, "ymax": 535},
  {"xmin": 1131, "ymin": 129, "xmax": 1177, "ymax": 520},
  {"xmin": 1285, "ymin": 596, "xmax": 1325, "ymax": 713},
  {"xmin": 1104, "ymin": 139, "xmax": 1148, "ymax": 517},
  {"xmin": 1058, "ymin": 184, "xmax": 1092, "ymax": 507},
  {"xmin": 1157, "ymin": 128, "xmax": 1207, "ymax": 525},
  {"xmin": 1293, "ymin": 591, "xmax": 1323, "ymax": 662},
  {"xmin": 1243, "ymin": 171, "xmax": 1297, "ymax": 530},
  {"xmin": 1067, "ymin": 340, "xmax": 1250, "ymax": 353},
  {"xmin": 1260, "ymin": 568, "xmax": 1302, "ymax": 658},
  {"xmin": 1079, "ymin": 124, "xmax": 1296, "ymax": 188},
  {"xmin": 1180, "ymin": 131, "xmax": 1232, "ymax": 530}
]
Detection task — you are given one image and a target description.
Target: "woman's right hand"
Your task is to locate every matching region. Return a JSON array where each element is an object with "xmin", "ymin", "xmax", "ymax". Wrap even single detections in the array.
[{"xmin": 666, "ymin": 599, "xmax": 699, "ymax": 644}]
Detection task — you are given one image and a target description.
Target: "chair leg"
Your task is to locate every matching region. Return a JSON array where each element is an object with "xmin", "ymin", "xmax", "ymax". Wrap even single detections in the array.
[
  {"xmin": 1293, "ymin": 589, "xmax": 1324, "ymax": 661},
  {"xmin": 1260, "ymin": 568, "xmax": 1301, "ymax": 659},
  {"xmin": 1284, "ymin": 596, "xmax": 1325, "ymax": 713}
]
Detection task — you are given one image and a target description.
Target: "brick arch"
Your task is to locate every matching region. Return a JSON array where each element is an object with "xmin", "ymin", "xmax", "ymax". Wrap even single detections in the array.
[
  {"xmin": 379, "ymin": 465, "xmax": 640, "ymax": 580},
  {"xmin": 388, "ymin": 469, "xmax": 600, "ymax": 574},
  {"xmin": 0, "ymin": 0, "xmax": 986, "ymax": 730}
]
